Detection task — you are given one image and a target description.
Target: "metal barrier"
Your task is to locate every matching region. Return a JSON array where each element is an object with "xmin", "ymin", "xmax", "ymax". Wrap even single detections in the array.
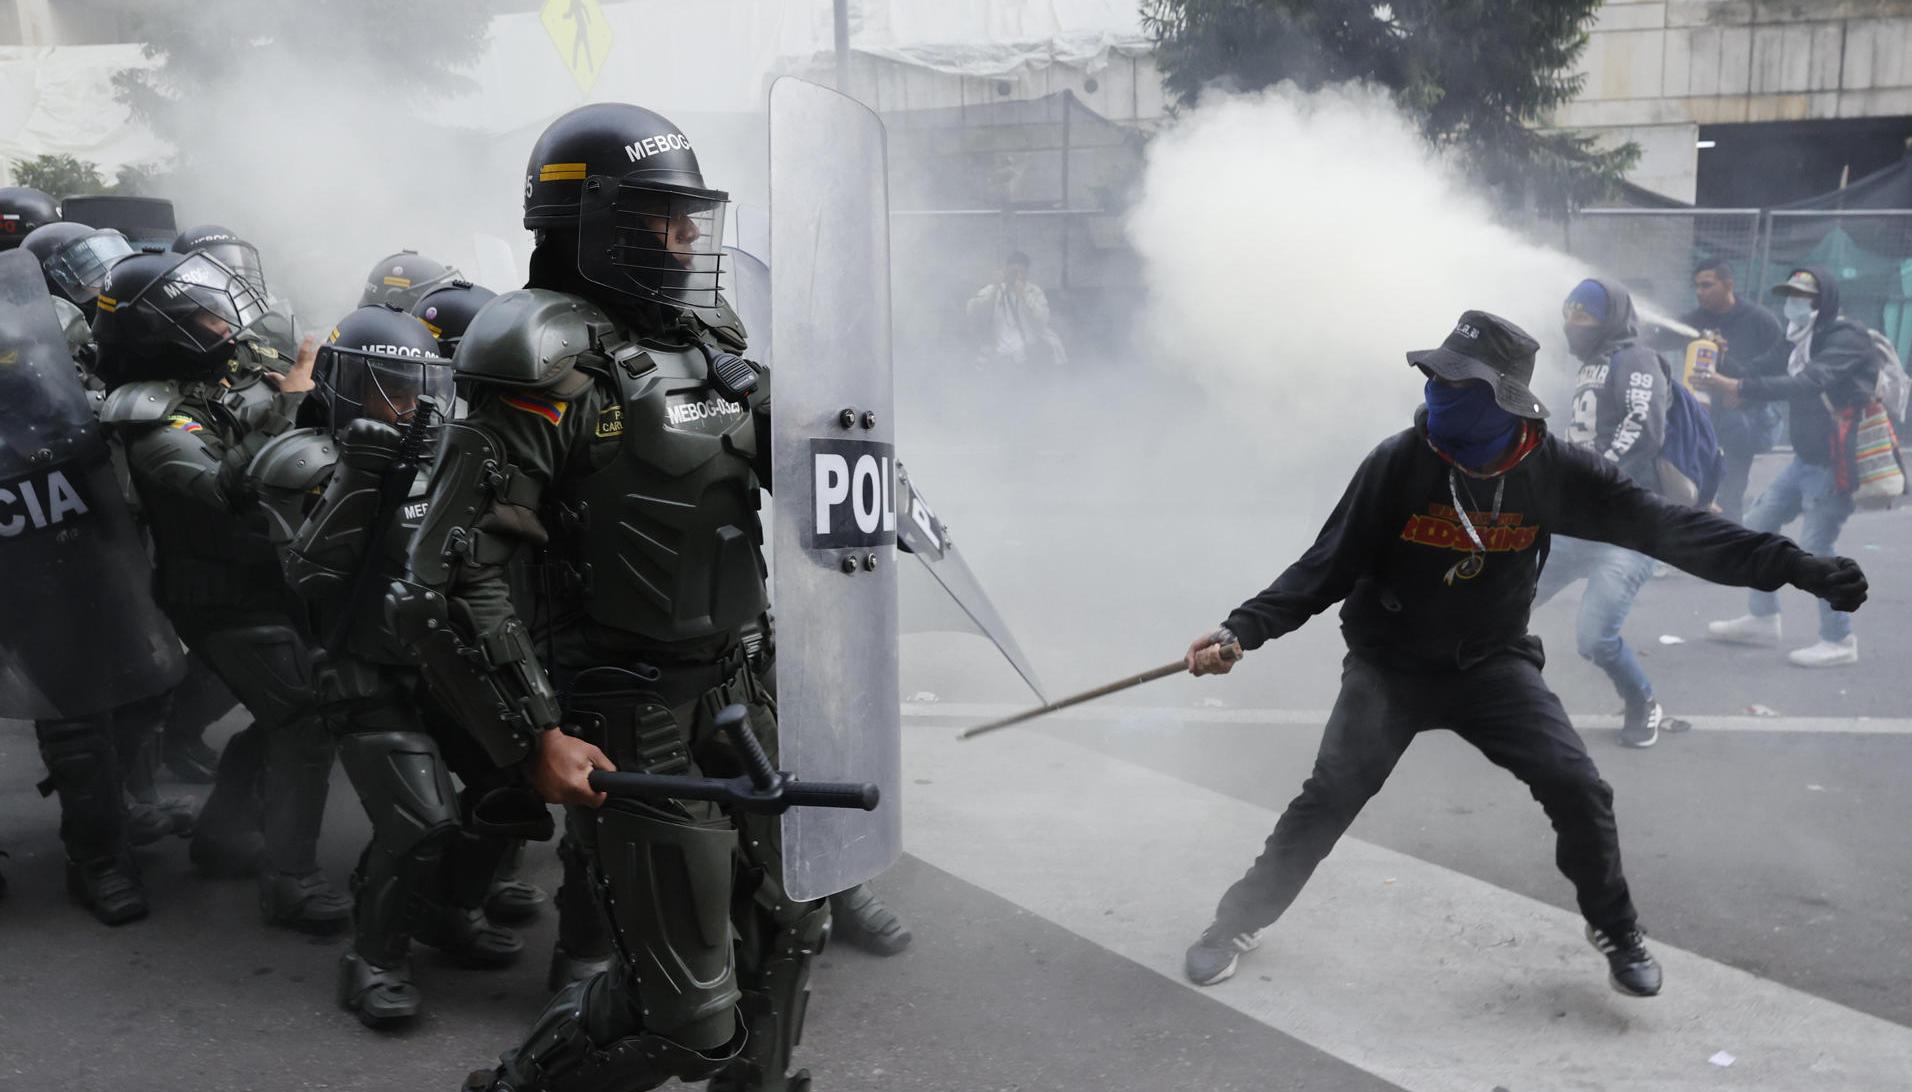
[{"xmin": 1563, "ymin": 208, "xmax": 1763, "ymax": 323}]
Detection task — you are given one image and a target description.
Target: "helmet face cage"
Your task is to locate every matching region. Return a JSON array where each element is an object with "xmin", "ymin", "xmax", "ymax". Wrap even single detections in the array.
[
  {"xmin": 192, "ymin": 240, "xmax": 268, "ymax": 296},
  {"xmin": 317, "ymin": 344, "xmax": 453, "ymax": 435},
  {"xmin": 135, "ymin": 252, "xmax": 272, "ymax": 355},
  {"xmin": 45, "ymin": 230, "xmax": 136, "ymax": 303},
  {"xmin": 579, "ymin": 180, "xmax": 728, "ymax": 310}
]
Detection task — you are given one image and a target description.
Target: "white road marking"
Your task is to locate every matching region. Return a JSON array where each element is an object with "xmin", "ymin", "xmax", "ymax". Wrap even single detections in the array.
[
  {"xmin": 904, "ymin": 702, "xmax": 1912, "ymax": 736},
  {"xmin": 901, "ymin": 724, "xmax": 1912, "ymax": 1091}
]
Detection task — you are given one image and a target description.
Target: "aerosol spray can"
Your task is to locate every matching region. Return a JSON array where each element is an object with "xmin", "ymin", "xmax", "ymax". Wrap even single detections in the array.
[{"xmin": 1684, "ymin": 336, "xmax": 1720, "ymax": 405}]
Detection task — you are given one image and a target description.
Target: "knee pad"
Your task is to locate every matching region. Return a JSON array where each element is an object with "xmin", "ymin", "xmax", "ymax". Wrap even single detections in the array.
[{"xmin": 198, "ymin": 624, "xmax": 317, "ymax": 729}]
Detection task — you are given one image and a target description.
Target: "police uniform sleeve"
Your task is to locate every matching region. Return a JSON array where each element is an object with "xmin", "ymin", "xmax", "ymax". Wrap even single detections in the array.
[
  {"xmin": 1224, "ymin": 434, "xmax": 1403, "ymax": 650},
  {"xmin": 393, "ymin": 378, "xmax": 592, "ymax": 766},
  {"xmin": 126, "ymin": 406, "xmax": 290, "ymax": 515},
  {"xmin": 1551, "ymin": 440, "xmax": 1801, "ymax": 591}
]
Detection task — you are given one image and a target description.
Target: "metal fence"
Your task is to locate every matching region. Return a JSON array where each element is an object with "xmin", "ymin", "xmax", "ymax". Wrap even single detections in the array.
[
  {"xmin": 1564, "ymin": 207, "xmax": 1912, "ymax": 358},
  {"xmin": 1562, "ymin": 209, "xmax": 1763, "ymax": 325}
]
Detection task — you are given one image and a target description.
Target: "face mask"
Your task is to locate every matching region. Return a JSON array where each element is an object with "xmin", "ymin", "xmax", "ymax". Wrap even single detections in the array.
[
  {"xmin": 1783, "ymin": 295, "xmax": 1815, "ymax": 331},
  {"xmin": 1424, "ymin": 379, "xmax": 1519, "ymax": 471},
  {"xmin": 1564, "ymin": 323, "xmax": 1605, "ymax": 360}
]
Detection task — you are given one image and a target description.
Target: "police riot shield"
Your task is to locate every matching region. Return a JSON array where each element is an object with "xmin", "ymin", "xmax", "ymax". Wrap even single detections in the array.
[
  {"xmin": 770, "ymin": 78, "xmax": 901, "ymax": 902},
  {"xmin": 0, "ymin": 250, "xmax": 184, "ymax": 718},
  {"xmin": 723, "ymin": 244, "xmax": 771, "ymax": 365},
  {"xmin": 894, "ymin": 462, "xmax": 1048, "ymax": 702}
]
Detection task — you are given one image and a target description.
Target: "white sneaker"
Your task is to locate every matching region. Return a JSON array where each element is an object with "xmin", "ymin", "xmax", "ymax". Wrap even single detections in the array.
[
  {"xmin": 1707, "ymin": 614, "xmax": 1782, "ymax": 647},
  {"xmin": 1787, "ymin": 636, "xmax": 1858, "ymax": 668}
]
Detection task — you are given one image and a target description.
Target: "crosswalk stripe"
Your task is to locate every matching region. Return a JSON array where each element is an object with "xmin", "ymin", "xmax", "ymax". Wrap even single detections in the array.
[
  {"xmin": 903, "ymin": 702, "xmax": 1912, "ymax": 736},
  {"xmin": 900, "ymin": 724, "xmax": 1912, "ymax": 1091}
]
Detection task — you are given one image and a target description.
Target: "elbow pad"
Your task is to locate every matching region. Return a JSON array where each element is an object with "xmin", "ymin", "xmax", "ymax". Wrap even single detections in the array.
[
  {"xmin": 409, "ymin": 420, "xmax": 543, "ymax": 587},
  {"xmin": 385, "ymin": 580, "xmax": 560, "ymax": 767},
  {"xmin": 284, "ymin": 419, "xmax": 403, "ymax": 597}
]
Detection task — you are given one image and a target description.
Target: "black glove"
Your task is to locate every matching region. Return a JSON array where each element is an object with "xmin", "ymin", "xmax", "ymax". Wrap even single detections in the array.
[{"xmin": 1791, "ymin": 555, "xmax": 1869, "ymax": 613}]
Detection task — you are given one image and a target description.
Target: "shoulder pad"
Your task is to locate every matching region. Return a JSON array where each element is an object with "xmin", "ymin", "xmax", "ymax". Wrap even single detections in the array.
[
  {"xmin": 249, "ymin": 428, "xmax": 339, "ymax": 492},
  {"xmin": 693, "ymin": 297, "xmax": 749, "ymax": 352},
  {"xmin": 453, "ymin": 289, "xmax": 612, "ymax": 391},
  {"xmin": 99, "ymin": 381, "xmax": 185, "ymax": 426}
]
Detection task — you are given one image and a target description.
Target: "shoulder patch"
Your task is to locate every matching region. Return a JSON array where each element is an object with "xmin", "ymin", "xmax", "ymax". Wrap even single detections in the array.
[
  {"xmin": 501, "ymin": 393, "xmax": 568, "ymax": 426},
  {"xmin": 166, "ymin": 414, "xmax": 204, "ymax": 433}
]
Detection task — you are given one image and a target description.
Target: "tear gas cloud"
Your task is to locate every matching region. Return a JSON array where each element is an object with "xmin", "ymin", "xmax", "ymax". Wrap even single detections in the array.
[{"xmin": 893, "ymin": 84, "xmax": 1602, "ymax": 705}]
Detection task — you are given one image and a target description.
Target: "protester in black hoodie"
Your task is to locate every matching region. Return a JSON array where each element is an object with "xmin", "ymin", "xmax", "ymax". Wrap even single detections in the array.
[
  {"xmin": 1179, "ymin": 310, "xmax": 1868, "ymax": 998},
  {"xmin": 1695, "ymin": 267, "xmax": 1878, "ymax": 668}
]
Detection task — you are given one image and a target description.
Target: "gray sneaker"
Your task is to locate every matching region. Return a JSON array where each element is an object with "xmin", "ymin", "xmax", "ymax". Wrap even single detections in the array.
[{"xmin": 1184, "ymin": 922, "xmax": 1262, "ymax": 986}]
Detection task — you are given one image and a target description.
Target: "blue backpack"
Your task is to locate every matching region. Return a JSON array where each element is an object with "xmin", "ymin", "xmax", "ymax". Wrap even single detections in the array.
[{"xmin": 1655, "ymin": 355, "xmax": 1725, "ymax": 508}]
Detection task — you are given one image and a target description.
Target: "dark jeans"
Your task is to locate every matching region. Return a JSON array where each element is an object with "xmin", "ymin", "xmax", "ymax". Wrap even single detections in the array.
[{"xmin": 1213, "ymin": 651, "xmax": 1637, "ymax": 937}]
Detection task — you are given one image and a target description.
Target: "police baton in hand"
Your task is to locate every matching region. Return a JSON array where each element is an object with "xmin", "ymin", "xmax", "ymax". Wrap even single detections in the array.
[{"xmin": 958, "ymin": 644, "xmax": 1242, "ymax": 742}]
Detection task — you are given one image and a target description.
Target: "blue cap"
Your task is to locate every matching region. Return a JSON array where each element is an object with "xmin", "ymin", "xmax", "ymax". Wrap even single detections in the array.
[{"xmin": 1565, "ymin": 278, "xmax": 1609, "ymax": 322}]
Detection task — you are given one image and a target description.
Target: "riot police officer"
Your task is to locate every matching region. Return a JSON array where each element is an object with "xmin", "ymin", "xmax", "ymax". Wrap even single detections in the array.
[
  {"xmin": 410, "ymin": 280, "xmax": 499, "ymax": 357},
  {"xmin": 93, "ymin": 249, "xmax": 351, "ymax": 934},
  {"xmin": 20, "ymin": 220, "xmax": 136, "ymax": 368},
  {"xmin": 248, "ymin": 305, "xmax": 533, "ymax": 1025},
  {"xmin": 359, "ymin": 249, "xmax": 463, "ymax": 312},
  {"xmin": 399, "ymin": 103, "xmax": 821, "ymax": 1091}
]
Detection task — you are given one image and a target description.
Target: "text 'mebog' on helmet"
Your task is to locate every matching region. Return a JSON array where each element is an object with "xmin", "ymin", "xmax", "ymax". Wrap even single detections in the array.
[
  {"xmin": 94, "ymin": 250, "xmax": 270, "ymax": 383},
  {"xmin": 317, "ymin": 305, "xmax": 453, "ymax": 435}
]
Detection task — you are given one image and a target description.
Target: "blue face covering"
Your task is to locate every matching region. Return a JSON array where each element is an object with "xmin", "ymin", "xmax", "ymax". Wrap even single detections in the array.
[{"xmin": 1424, "ymin": 379, "xmax": 1519, "ymax": 470}]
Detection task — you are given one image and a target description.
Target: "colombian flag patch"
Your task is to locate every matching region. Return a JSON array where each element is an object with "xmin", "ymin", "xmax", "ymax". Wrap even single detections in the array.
[
  {"xmin": 166, "ymin": 415, "xmax": 203, "ymax": 433},
  {"xmin": 502, "ymin": 393, "xmax": 568, "ymax": 426}
]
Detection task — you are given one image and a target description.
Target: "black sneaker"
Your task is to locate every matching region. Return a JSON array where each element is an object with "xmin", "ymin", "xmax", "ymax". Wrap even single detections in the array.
[
  {"xmin": 1586, "ymin": 924, "xmax": 1662, "ymax": 996},
  {"xmin": 1619, "ymin": 700, "xmax": 1662, "ymax": 749},
  {"xmin": 1184, "ymin": 922, "xmax": 1261, "ymax": 986}
]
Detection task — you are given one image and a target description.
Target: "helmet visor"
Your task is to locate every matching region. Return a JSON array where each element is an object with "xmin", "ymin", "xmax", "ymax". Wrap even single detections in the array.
[
  {"xmin": 194, "ymin": 240, "xmax": 268, "ymax": 296},
  {"xmin": 579, "ymin": 181, "xmax": 728, "ymax": 310},
  {"xmin": 45, "ymin": 230, "xmax": 136, "ymax": 303},
  {"xmin": 317, "ymin": 345, "xmax": 453, "ymax": 432},
  {"xmin": 144, "ymin": 252, "xmax": 272, "ymax": 353}
]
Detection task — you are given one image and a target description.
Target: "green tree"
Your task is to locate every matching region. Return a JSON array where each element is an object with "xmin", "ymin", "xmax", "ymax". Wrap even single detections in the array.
[
  {"xmin": 1141, "ymin": 0, "xmax": 1639, "ymax": 211},
  {"xmin": 10, "ymin": 154, "xmax": 107, "ymax": 198}
]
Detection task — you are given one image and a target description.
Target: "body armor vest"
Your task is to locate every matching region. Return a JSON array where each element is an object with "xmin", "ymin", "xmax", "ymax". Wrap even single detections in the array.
[{"xmin": 553, "ymin": 342, "xmax": 768, "ymax": 647}]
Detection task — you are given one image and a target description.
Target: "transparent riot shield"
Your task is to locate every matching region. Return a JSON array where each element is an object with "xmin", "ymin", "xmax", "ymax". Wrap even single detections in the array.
[{"xmin": 769, "ymin": 77, "xmax": 901, "ymax": 902}]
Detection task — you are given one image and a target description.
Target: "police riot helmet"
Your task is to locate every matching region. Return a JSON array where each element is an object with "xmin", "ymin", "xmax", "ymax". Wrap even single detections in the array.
[
  {"xmin": 317, "ymin": 305, "xmax": 452, "ymax": 436},
  {"xmin": 409, "ymin": 280, "xmax": 498, "ymax": 356},
  {"xmin": 172, "ymin": 224, "xmax": 269, "ymax": 297},
  {"xmin": 523, "ymin": 102, "xmax": 728, "ymax": 312},
  {"xmin": 0, "ymin": 186, "xmax": 60, "ymax": 250},
  {"xmin": 93, "ymin": 250, "xmax": 271, "ymax": 385},
  {"xmin": 358, "ymin": 250, "xmax": 463, "ymax": 311},
  {"xmin": 23, "ymin": 221, "xmax": 137, "ymax": 311}
]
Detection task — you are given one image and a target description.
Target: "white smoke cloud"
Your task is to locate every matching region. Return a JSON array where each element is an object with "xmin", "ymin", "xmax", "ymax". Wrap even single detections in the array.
[{"xmin": 1127, "ymin": 82, "xmax": 1590, "ymax": 475}]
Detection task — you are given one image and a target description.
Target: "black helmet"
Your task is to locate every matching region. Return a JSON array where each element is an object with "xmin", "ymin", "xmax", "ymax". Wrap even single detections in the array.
[
  {"xmin": 358, "ymin": 250, "xmax": 462, "ymax": 311},
  {"xmin": 23, "ymin": 221, "xmax": 136, "ymax": 311},
  {"xmin": 93, "ymin": 250, "xmax": 271, "ymax": 385},
  {"xmin": 523, "ymin": 102, "xmax": 728, "ymax": 312},
  {"xmin": 173, "ymin": 224, "xmax": 268, "ymax": 297},
  {"xmin": 0, "ymin": 186, "xmax": 60, "ymax": 250},
  {"xmin": 317, "ymin": 305, "xmax": 452, "ymax": 435},
  {"xmin": 410, "ymin": 280, "xmax": 498, "ymax": 356}
]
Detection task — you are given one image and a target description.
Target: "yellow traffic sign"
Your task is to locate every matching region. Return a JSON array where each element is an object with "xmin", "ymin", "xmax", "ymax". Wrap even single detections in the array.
[{"xmin": 540, "ymin": 0, "xmax": 614, "ymax": 94}]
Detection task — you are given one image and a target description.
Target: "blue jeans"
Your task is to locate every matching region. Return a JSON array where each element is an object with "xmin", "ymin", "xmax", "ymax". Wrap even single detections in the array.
[
  {"xmin": 1744, "ymin": 458, "xmax": 1855, "ymax": 641},
  {"xmin": 1534, "ymin": 537, "xmax": 1657, "ymax": 707}
]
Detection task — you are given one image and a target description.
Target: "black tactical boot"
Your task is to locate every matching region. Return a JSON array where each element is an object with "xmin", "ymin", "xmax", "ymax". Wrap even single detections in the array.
[
  {"xmin": 68, "ymin": 852, "xmax": 149, "ymax": 926},
  {"xmin": 190, "ymin": 724, "xmax": 265, "ymax": 878},
  {"xmin": 419, "ymin": 907, "xmax": 525, "ymax": 968},
  {"xmin": 260, "ymin": 869, "xmax": 353, "ymax": 934},
  {"xmin": 484, "ymin": 840, "xmax": 546, "ymax": 923},
  {"xmin": 1587, "ymin": 923, "xmax": 1663, "ymax": 997},
  {"xmin": 125, "ymin": 796, "xmax": 198, "ymax": 846},
  {"xmin": 828, "ymin": 883, "xmax": 913, "ymax": 956},
  {"xmin": 337, "ymin": 950, "xmax": 422, "ymax": 1028}
]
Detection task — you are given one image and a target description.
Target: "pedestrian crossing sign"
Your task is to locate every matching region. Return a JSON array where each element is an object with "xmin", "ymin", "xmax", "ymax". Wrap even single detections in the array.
[{"xmin": 540, "ymin": 0, "xmax": 614, "ymax": 94}]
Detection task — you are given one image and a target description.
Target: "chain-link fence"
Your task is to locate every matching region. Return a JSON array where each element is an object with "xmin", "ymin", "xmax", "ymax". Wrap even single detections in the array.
[
  {"xmin": 1563, "ymin": 209, "xmax": 1763, "ymax": 326},
  {"xmin": 1763, "ymin": 210, "xmax": 1912, "ymax": 357}
]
